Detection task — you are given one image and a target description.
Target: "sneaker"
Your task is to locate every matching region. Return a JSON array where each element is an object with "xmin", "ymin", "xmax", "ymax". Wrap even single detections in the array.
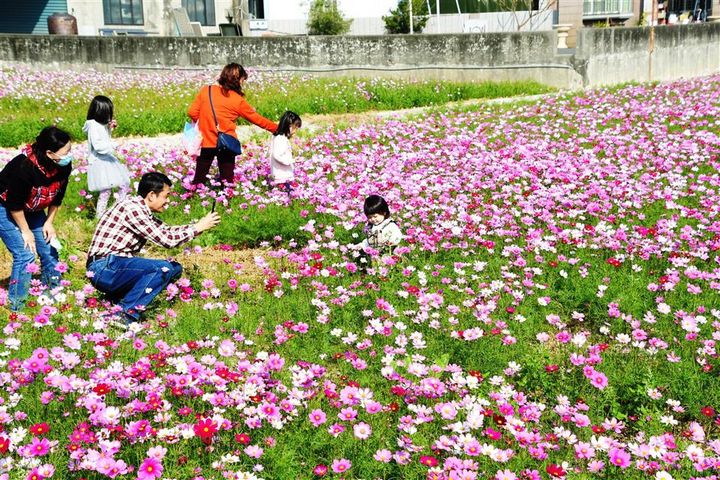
[
  {"xmin": 108, "ymin": 318, "xmax": 129, "ymax": 331},
  {"xmin": 103, "ymin": 311, "xmax": 137, "ymax": 331}
]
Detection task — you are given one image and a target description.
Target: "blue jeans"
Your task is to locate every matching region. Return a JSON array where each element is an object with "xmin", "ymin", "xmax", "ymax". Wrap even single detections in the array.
[
  {"xmin": 0, "ymin": 203, "xmax": 60, "ymax": 311},
  {"xmin": 87, "ymin": 255, "xmax": 182, "ymax": 320}
]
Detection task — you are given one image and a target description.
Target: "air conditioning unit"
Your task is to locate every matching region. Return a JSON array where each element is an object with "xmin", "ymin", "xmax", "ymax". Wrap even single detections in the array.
[{"xmin": 463, "ymin": 19, "xmax": 487, "ymax": 33}]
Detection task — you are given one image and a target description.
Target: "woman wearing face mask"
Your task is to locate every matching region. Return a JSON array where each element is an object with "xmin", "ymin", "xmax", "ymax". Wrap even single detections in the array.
[{"xmin": 0, "ymin": 126, "xmax": 73, "ymax": 311}]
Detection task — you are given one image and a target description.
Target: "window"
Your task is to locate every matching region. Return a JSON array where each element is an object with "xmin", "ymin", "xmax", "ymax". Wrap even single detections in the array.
[
  {"xmin": 666, "ymin": 0, "xmax": 711, "ymax": 18},
  {"xmin": 182, "ymin": 0, "xmax": 216, "ymax": 26},
  {"xmin": 248, "ymin": 0, "xmax": 265, "ymax": 19},
  {"xmin": 103, "ymin": 0, "xmax": 144, "ymax": 25},
  {"xmin": 582, "ymin": 0, "xmax": 633, "ymax": 17}
]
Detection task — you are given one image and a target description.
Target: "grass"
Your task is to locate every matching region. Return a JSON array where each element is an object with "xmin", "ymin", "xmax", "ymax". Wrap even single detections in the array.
[
  {"xmin": 1, "ymin": 75, "xmax": 720, "ymax": 479},
  {"xmin": 0, "ymin": 69, "xmax": 552, "ymax": 147}
]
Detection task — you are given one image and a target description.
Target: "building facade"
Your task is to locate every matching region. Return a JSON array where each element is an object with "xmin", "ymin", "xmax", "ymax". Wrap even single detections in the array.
[{"xmin": 0, "ymin": 0, "xmax": 716, "ymax": 48}]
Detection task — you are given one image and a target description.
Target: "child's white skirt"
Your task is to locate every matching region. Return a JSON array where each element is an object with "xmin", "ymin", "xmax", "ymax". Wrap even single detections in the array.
[{"xmin": 88, "ymin": 159, "xmax": 131, "ymax": 192}]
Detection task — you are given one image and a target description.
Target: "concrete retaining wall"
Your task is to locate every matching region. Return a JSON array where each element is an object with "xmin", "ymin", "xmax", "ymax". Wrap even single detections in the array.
[
  {"xmin": 575, "ymin": 23, "xmax": 720, "ymax": 86},
  {"xmin": 0, "ymin": 24, "xmax": 718, "ymax": 89}
]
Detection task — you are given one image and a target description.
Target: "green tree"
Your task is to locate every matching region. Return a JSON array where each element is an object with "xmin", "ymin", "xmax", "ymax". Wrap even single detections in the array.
[
  {"xmin": 383, "ymin": 0, "xmax": 430, "ymax": 34},
  {"xmin": 307, "ymin": 0, "xmax": 352, "ymax": 35}
]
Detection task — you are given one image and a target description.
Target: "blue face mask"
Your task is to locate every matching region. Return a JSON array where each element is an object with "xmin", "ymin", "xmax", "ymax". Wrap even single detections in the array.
[{"xmin": 55, "ymin": 154, "xmax": 73, "ymax": 167}]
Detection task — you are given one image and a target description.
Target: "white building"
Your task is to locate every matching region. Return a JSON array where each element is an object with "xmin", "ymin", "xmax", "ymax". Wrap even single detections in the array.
[{"xmin": 0, "ymin": 0, "xmax": 554, "ymax": 37}]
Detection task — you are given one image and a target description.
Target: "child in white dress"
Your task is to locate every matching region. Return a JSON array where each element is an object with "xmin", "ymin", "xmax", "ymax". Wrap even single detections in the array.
[
  {"xmin": 268, "ymin": 111, "xmax": 302, "ymax": 194},
  {"xmin": 84, "ymin": 95, "xmax": 131, "ymax": 218}
]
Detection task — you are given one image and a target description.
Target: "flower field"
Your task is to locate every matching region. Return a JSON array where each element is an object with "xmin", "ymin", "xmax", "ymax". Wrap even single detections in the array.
[
  {"xmin": 0, "ymin": 67, "xmax": 550, "ymax": 148},
  {"xmin": 0, "ymin": 74, "xmax": 719, "ymax": 480}
]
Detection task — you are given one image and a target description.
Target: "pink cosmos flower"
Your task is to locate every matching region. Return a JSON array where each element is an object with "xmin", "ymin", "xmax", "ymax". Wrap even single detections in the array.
[
  {"xmin": 575, "ymin": 441, "xmax": 595, "ymax": 459},
  {"xmin": 25, "ymin": 263, "xmax": 40, "ymax": 274},
  {"xmin": 309, "ymin": 409, "xmax": 327, "ymax": 427},
  {"xmin": 338, "ymin": 407, "xmax": 357, "ymax": 421},
  {"xmin": 137, "ymin": 457, "xmax": 163, "ymax": 480},
  {"xmin": 495, "ymin": 469, "xmax": 517, "ymax": 480},
  {"xmin": 28, "ymin": 437, "xmax": 51, "ymax": 457},
  {"xmin": 590, "ymin": 372, "xmax": 609, "ymax": 390},
  {"xmin": 464, "ymin": 439, "xmax": 481, "ymax": 456},
  {"xmin": 587, "ymin": 460, "xmax": 605, "ymax": 472},
  {"xmin": 313, "ymin": 464, "xmax": 328, "ymax": 476},
  {"xmin": 331, "ymin": 458, "xmax": 351, "ymax": 473},
  {"xmin": 244, "ymin": 444, "xmax": 264, "ymax": 458},
  {"xmin": 327, "ymin": 423, "xmax": 345, "ymax": 437},
  {"xmin": 353, "ymin": 422, "xmax": 372, "ymax": 440},
  {"xmin": 608, "ymin": 447, "xmax": 631, "ymax": 468},
  {"xmin": 374, "ymin": 449, "xmax": 392, "ymax": 462}
]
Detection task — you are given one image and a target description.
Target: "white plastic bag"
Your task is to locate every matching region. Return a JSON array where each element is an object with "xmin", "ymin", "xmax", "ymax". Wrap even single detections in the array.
[{"xmin": 182, "ymin": 121, "xmax": 202, "ymax": 157}]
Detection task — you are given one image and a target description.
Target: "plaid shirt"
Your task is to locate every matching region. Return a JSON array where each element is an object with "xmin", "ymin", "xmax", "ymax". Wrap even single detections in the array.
[{"xmin": 88, "ymin": 196, "xmax": 196, "ymax": 259}]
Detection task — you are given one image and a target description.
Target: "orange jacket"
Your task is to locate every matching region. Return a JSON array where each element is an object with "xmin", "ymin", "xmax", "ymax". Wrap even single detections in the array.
[{"xmin": 187, "ymin": 85, "xmax": 277, "ymax": 148}]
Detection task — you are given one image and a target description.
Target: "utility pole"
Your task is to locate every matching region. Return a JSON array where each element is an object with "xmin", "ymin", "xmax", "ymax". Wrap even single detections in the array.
[
  {"xmin": 649, "ymin": 0, "xmax": 656, "ymax": 81},
  {"xmin": 410, "ymin": 0, "xmax": 415, "ymax": 33}
]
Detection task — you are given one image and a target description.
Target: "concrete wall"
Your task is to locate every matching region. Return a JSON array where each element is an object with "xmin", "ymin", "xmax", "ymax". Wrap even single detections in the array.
[
  {"xmin": 575, "ymin": 22, "xmax": 720, "ymax": 85},
  {"xmin": 0, "ymin": 32, "xmax": 557, "ymax": 67},
  {"xmin": 0, "ymin": 24, "xmax": 718, "ymax": 89}
]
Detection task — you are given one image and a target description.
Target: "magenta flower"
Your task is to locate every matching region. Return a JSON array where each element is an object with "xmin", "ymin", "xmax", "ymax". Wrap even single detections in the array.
[
  {"xmin": 28, "ymin": 437, "xmax": 51, "ymax": 457},
  {"xmin": 137, "ymin": 457, "xmax": 163, "ymax": 480},
  {"xmin": 313, "ymin": 464, "xmax": 328, "ymax": 476},
  {"xmin": 608, "ymin": 447, "xmax": 631, "ymax": 468},
  {"xmin": 309, "ymin": 408, "xmax": 327, "ymax": 427}
]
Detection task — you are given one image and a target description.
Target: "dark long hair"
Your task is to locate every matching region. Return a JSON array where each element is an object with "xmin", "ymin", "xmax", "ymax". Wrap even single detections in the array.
[
  {"xmin": 32, "ymin": 126, "xmax": 71, "ymax": 168},
  {"xmin": 274, "ymin": 111, "xmax": 302, "ymax": 137},
  {"xmin": 218, "ymin": 63, "xmax": 248, "ymax": 97},
  {"xmin": 86, "ymin": 95, "xmax": 114, "ymax": 125}
]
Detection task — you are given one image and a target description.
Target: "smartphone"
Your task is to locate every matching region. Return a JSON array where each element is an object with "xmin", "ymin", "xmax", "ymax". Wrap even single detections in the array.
[{"xmin": 211, "ymin": 199, "xmax": 216, "ymax": 213}]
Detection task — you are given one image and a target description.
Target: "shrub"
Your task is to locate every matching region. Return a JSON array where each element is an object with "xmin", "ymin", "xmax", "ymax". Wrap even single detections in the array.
[
  {"xmin": 307, "ymin": 0, "xmax": 352, "ymax": 36},
  {"xmin": 383, "ymin": 0, "xmax": 430, "ymax": 34}
]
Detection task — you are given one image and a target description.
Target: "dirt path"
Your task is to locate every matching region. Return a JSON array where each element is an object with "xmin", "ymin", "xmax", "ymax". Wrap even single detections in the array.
[{"xmin": 0, "ymin": 93, "xmax": 548, "ymax": 156}]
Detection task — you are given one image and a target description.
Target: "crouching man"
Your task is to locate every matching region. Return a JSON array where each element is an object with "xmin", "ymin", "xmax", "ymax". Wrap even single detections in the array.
[{"xmin": 86, "ymin": 171, "xmax": 220, "ymax": 325}]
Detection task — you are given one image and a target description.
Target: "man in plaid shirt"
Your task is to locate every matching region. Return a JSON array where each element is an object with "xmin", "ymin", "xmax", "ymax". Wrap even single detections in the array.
[{"xmin": 87, "ymin": 172, "xmax": 219, "ymax": 325}]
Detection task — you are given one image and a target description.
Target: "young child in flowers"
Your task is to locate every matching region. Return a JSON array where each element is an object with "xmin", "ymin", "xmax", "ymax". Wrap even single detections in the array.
[
  {"xmin": 83, "ymin": 95, "xmax": 131, "ymax": 218},
  {"xmin": 354, "ymin": 194, "xmax": 403, "ymax": 272},
  {"xmin": 268, "ymin": 111, "xmax": 302, "ymax": 194}
]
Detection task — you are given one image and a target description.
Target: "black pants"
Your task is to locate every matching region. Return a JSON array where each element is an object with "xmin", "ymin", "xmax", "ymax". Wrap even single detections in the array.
[{"xmin": 192, "ymin": 147, "xmax": 237, "ymax": 185}]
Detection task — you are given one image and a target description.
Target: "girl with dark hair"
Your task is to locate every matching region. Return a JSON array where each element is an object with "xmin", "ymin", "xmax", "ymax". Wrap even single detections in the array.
[
  {"xmin": 268, "ymin": 111, "xmax": 302, "ymax": 193},
  {"xmin": 0, "ymin": 126, "xmax": 73, "ymax": 310},
  {"xmin": 84, "ymin": 95, "xmax": 131, "ymax": 218},
  {"xmin": 187, "ymin": 63, "xmax": 278, "ymax": 186}
]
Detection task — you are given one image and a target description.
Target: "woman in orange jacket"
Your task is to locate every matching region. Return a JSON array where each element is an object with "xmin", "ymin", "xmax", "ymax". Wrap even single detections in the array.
[{"xmin": 187, "ymin": 63, "xmax": 278, "ymax": 186}]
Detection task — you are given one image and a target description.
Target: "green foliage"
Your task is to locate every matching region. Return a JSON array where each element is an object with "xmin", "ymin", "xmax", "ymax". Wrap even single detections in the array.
[
  {"xmin": 307, "ymin": 0, "xmax": 352, "ymax": 36},
  {"xmin": 383, "ymin": 0, "xmax": 430, "ymax": 34},
  {"xmin": 0, "ymin": 76, "xmax": 552, "ymax": 148}
]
